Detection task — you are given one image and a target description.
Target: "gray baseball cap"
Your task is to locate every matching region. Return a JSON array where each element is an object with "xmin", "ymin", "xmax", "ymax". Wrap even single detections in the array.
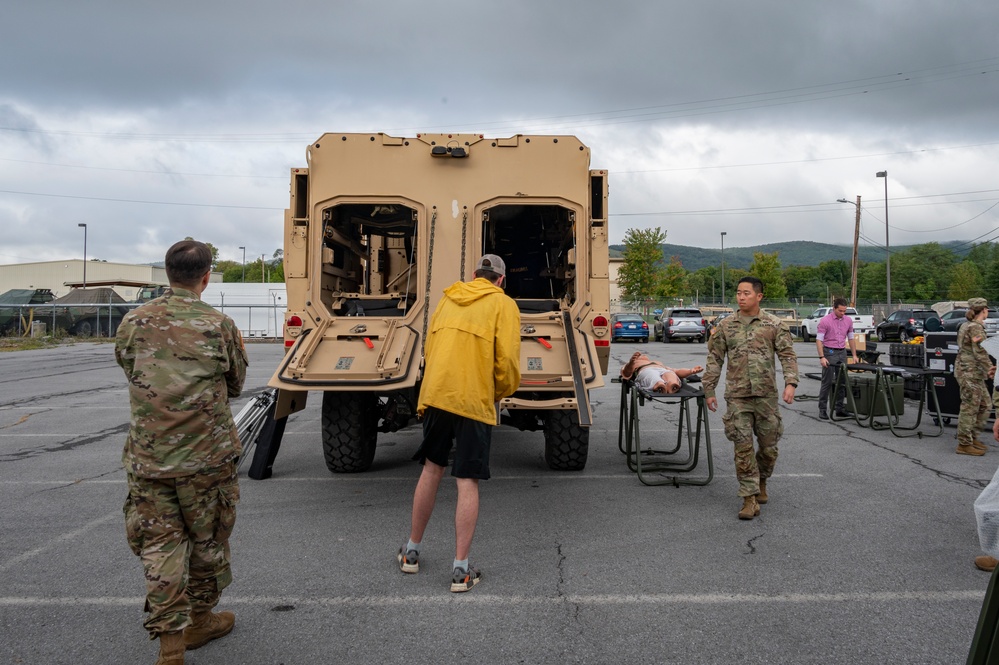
[{"xmin": 476, "ymin": 254, "xmax": 506, "ymax": 277}]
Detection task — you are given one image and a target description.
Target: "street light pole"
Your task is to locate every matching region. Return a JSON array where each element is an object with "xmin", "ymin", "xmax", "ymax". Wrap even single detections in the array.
[
  {"xmin": 720, "ymin": 231, "xmax": 727, "ymax": 305},
  {"xmin": 876, "ymin": 171, "xmax": 891, "ymax": 307},
  {"xmin": 239, "ymin": 246, "xmax": 246, "ymax": 283},
  {"xmin": 261, "ymin": 254, "xmax": 266, "ymax": 284},
  {"xmin": 77, "ymin": 223, "xmax": 88, "ymax": 289},
  {"xmin": 837, "ymin": 197, "xmax": 861, "ymax": 307}
]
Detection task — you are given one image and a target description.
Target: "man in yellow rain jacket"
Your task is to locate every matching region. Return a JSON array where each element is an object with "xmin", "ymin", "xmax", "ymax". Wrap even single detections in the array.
[{"xmin": 398, "ymin": 254, "xmax": 521, "ymax": 593}]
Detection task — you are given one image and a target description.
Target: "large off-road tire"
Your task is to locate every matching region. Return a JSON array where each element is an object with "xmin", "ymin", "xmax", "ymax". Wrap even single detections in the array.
[
  {"xmin": 801, "ymin": 327, "xmax": 811, "ymax": 343},
  {"xmin": 321, "ymin": 392, "xmax": 378, "ymax": 473},
  {"xmin": 544, "ymin": 409, "xmax": 588, "ymax": 471},
  {"xmin": 74, "ymin": 318, "xmax": 96, "ymax": 337}
]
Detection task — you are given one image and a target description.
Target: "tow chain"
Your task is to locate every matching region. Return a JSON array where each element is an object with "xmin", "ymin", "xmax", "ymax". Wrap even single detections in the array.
[
  {"xmin": 460, "ymin": 209, "xmax": 467, "ymax": 281},
  {"xmin": 421, "ymin": 209, "xmax": 438, "ymax": 357}
]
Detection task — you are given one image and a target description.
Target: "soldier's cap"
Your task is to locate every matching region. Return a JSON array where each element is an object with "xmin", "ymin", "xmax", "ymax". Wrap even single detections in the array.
[
  {"xmin": 476, "ymin": 254, "xmax": 506, "ymax": 277},
  {"xmin": 969, "ymin": 297, "xmax": 988, "ymax": 309}
]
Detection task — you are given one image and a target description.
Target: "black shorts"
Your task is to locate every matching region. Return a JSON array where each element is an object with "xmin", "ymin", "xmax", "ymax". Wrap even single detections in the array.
[{"xmin": 412, "ymin": 406, "xmax": 492, "ymax": 480}]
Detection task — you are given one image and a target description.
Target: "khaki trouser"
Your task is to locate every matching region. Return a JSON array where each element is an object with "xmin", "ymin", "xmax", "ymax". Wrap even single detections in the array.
[
  {"xmin": 123, "ymin": 461, "xmax": 239, "ymax": 636},
  {"xmin": 956, "ymin": 376, "xmax": 992, "ymax": 446},
  {"xmin": 722, "ymin": 396, "xmax": 783, "ymax": 497}
]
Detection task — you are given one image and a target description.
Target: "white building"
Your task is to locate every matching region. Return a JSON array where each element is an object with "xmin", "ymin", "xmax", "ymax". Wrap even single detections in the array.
[{"xmin": 0, "ymin": 259, "xmax": 221, "ymax": 300}]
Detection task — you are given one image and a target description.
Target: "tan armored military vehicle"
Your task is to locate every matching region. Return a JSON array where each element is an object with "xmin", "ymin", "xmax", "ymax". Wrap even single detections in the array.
[{"xmin": 265, "ymin": 132, "xmax": 610, "ymax": 474}]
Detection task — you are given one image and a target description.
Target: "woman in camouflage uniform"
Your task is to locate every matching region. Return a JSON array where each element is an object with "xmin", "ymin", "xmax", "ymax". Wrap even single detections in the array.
[{"xmin": 955, "ymin": 297, "xmax": 995, "ymax": 456}]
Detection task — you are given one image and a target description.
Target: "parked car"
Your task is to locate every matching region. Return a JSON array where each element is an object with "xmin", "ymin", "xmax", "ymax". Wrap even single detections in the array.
[
  {"xmin": 875, "ymin": 309, "xmax": 940, "ymax": 342},
  {"xmin": 654, "ymin": 307, "xmax": 706, "ymax": 343},
  {"xmin": 939, "ymin": 308, "xmax": 999, "ymax": 336},
  {"xmin": 610, "ymin": 313, "xmax": 649, "ymax": 343}
]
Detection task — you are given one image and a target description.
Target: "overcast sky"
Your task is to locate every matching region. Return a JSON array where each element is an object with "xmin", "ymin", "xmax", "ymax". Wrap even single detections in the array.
[{"xmin": 2, "ymin": 0, "xmax": 998, "ymax": 268}]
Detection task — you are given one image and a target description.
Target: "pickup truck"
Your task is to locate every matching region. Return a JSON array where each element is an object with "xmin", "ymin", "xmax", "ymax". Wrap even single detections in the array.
[{"xmin": 799, "ymin": 306, "xmax": 874, "ymax": 342}]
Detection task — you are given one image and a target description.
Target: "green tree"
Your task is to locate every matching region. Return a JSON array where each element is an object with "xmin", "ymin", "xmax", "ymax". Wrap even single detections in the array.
[
  {"xmin": 216, "ymin": 259, "xmax": 243, "ymax": 282},
  {"xmin": 747, "ymin": 252, "xmax": 787, "ymax": 301},
  {"xmin": 889, "ymin": 243, "xmax": 955, "ymax": 302},
  {"xmin": 686, "ymin": 266, "xmax": 719, "ymax": 303},
  {"xmin": 655, "ymin": 255, "xmax": 688, "ymax": 300},
  {"xmin": 617, "ymin": 227, "xmax": 667, "ymax": 305},
  {"xmin": 782, "ymin": 265, "xmax": 818, "ymax": 300},
  {"xmin": 947, "ymin": 261, "xmax": 983, "ymax": 300}
]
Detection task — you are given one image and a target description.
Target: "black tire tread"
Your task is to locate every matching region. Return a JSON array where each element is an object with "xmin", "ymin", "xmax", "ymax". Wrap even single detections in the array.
[
  {"xmin": 544, "ymin": 410, "xmax": 588, "ymax": 471},
  {"xmin": 321, "ymin": 392, "xmax": 378, "ymax": 473}
]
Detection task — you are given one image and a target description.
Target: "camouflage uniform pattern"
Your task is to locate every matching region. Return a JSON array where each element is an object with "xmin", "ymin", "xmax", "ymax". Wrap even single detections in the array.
[
  {"xmin": 115, "ymin": 287, "xmax": 248, "ymax": 477},
  {"xmin": 703, "ymin": 310, "xmax": 799, "ymax": 497},
  {"xmin": 115, "ymin": 287, "xmax": 247, "ymax": 637},
  {"xmin": 955, "ymin": 320, "xmax": 992, "ymax": 446},
  {"xmin": 124, "ymin": 462, "xmax": 238, "ymax": 635}
]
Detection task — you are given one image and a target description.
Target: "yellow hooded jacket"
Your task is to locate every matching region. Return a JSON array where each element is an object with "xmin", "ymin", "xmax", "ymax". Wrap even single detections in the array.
[{"xmin": 417, "ymin": 278, "xmax": 522, "ymax": 425}]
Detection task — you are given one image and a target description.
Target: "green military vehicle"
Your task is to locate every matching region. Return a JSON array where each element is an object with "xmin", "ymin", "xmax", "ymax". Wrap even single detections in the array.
[
  {"xmin": 50, "ymin": 288, "xmax": 131, "ymax": 336},
  {"xmin": 257, "ymin": 132, "xmax": 611, "ymax": 476},
  {"xmin": 0, "ymin": 289, "xmax": 55, "ymax": 335}
]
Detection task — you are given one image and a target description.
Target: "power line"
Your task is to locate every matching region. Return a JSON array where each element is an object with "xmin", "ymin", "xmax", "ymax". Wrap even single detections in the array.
[{"xmin": 0, "ymin": 189, "xmax": 282, "ymax": 210}]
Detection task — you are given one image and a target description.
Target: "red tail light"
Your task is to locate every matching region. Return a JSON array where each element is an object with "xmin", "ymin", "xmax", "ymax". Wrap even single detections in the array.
[
  {"xmin": 702, "ymin": 319, "xmax": 707, "ymax": 326},
  {"xmin": 641, "ymin": 322, "xmax": 648, "ymax": 329},
  {"xmin": 287, "ymin": 315, "xmax": 303, "ymax": 327},
  {"xmin": 614, "ymin": 322, "xmax": 623, "ymax": 329},
  {"xmin": 593, "ymin": 315, "xmax": 608, "ymax": 327}
]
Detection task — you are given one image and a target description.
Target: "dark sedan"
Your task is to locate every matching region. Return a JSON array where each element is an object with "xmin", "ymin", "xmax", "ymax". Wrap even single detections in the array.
[
  {"xmin": 611, "ymin": 313, "xmax": 649, "ymax": 343},
  {"xmin": 875, "ymin": 309, "xmax": 940, "ymax": 342}
]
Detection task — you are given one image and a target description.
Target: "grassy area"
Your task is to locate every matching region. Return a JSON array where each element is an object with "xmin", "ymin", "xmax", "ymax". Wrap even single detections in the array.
[{"xmin": 0, "ymin": 331, "xmax": 115, "ymax": 352}]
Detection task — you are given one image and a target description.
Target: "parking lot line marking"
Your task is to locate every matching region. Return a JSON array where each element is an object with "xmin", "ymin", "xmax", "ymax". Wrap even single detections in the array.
[
  {"xmin": 0, "ymin": 473, "xmax": 823, "ymax": 485},
  {"xmin": 0, "ymin": 590, "xmax": 980, "ymax": 607},
  {"xmin": 0, "ymin": 512, "xmax": 119, "ymax": 574}
]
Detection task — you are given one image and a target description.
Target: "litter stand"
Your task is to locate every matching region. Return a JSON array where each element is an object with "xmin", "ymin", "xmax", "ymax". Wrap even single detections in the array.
[
  {"xmin": 616, "ymin": 377, "xmax": 713, "ymax": 486},
  {"xmin": 831, "ymin": 363, "xmax": 945, "ymax": 438}
]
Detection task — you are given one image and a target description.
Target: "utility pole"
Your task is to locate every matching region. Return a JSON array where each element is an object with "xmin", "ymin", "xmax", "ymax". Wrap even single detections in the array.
[
  {"xmin": 838, "ymin": 197, "xmax": 862, "ymax": 308},
  {"xmin": 850, "ymin": 195, "xmax": 860, "ymax": 307}
]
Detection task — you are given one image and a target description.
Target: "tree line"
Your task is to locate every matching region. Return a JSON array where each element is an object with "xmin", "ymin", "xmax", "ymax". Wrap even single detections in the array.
[{"xmin": 617, "ymin": 227, "xmax": 999, "ymax": 309}]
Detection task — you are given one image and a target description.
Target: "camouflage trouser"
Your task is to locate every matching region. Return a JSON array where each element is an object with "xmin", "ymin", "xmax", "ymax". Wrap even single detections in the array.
[
  {"xmin": 956, "ymin": 375, "xmax": 992, "ymax": 446},
  {"xmin": 123, "ymin": 461, "xmax": 239, "ymax": 637},
  {"xmin": 722, "ymin": 396, "xmax": 783, "ymax": 497}
]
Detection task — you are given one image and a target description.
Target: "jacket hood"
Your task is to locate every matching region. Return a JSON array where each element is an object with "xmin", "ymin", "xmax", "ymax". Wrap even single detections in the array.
[{"xmin": 442, "ymin": 278, "xmax": 504, "ymax": 306}]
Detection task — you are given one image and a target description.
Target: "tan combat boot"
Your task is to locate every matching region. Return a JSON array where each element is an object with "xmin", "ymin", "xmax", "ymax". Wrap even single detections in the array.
[
  {"xmin": 957, "ymin": 443, "xmax": 986, "ymax": 456},
  {"xmin": 738, "ymin": 495, "xmax": 760, "ymax": 520},
  {"xmin": 184, "ymin": 610, "xmax": 235, "ymax": 650},
  {"xmin": 758, "ymin": 479, "xmax": 769, "ymax": 504},
  {"xmin": 976, "ymin": 556, "xmax": 998, "ymax": 572},
  {"xmin": 973, "ymin": 440, "xmax": 988, "ymax": 451},
  {"xmin": 155, "ymin": 631, "xmax": 185, "ymax": 665}
]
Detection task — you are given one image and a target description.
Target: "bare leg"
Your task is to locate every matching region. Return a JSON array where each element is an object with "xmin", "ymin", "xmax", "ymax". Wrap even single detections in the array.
[
  {"xmin": 409, "ymin": 461, "xmax": 446, "ymax": 543},
  {"xmin": 454, "ymin": 477, "xmax": 480, "ymax": 561}
]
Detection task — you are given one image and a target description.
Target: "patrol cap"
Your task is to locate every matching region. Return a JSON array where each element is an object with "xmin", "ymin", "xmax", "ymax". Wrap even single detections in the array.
[
  {"xmin": 969, "ymin": 297, "xmax": 988, "ymax": 309},
  {"xmin": 476, "ymin": 254, "xmax": 506, "ymax": 277}
]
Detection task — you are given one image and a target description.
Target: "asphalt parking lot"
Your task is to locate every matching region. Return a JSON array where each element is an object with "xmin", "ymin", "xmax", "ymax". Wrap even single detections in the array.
[{"xmin": 0, "ymin": 339, "xmax": 995, "ymax": 664}]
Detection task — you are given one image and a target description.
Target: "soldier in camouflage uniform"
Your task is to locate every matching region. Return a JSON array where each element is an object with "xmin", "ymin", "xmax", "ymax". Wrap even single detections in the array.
[
  {"xmin": 955, "ymin": 297, "xmax": 995, "ymax": 456},
  {"xmin": 116, "ymin": 240, "xmax": 248, "ymax": 665},
  {"xmin": 703, "ymin": 276, "xmax": 799, "ymax": 520}
]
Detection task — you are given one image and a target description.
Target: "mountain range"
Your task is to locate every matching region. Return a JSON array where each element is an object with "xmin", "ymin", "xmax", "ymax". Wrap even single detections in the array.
[{"xmin": 607, "ymin": 240, "xmax": 972, "ymax": 271}]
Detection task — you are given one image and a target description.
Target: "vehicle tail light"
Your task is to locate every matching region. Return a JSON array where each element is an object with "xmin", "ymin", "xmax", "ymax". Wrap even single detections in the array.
[
  {"xmin": 592, "ymin": 315, "xmax": 608, "ymax": 327},
  {"xmin": 614, "ymin": 322, "xmax": 623, "ymax": 329},
  {"xmin": 641, "ymin": 322, "xmax": 648, "ymax": 329},
  {"xmin": 284, "ymin": 340, "xmax": 295, "ymax": 347},
  {"xmin": 287, "ymin": 315, "xmax": 303, "ymax": 327},
  {"xmin": 702, "ymin": 319, "xmax": 707, "ymax": 326}
]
